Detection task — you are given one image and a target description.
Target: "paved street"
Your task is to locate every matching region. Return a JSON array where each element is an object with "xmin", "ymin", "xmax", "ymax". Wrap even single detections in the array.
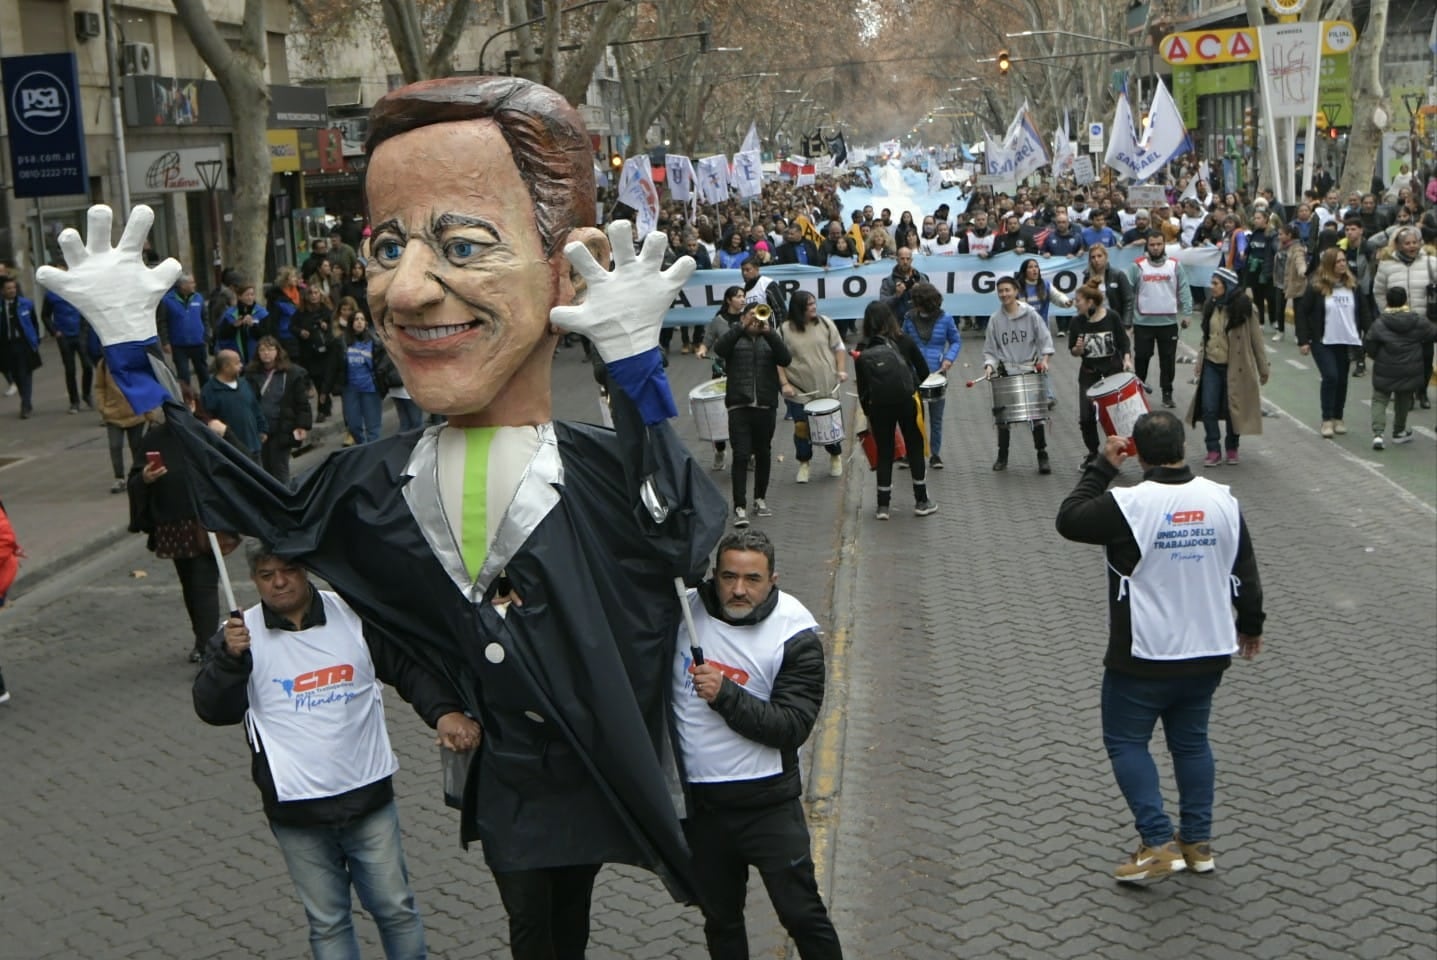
[{"xmin": 1, "ymin": 327, "xmax": 1435, "ymax": 959}]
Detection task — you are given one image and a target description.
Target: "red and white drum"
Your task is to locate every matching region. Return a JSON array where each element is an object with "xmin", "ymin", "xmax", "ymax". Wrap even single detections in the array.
[{"xmin": 1085, "ymin": 372, "xmax": 1149, "ymax": 455}]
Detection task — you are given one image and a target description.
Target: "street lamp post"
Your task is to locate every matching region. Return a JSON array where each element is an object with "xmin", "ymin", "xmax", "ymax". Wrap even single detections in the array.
[{"xmin": 195, "ymin": 159, "xmax": 225, "ymax": 288}]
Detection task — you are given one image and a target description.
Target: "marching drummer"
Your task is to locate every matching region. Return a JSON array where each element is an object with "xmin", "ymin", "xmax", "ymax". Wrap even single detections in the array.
[
  {"xmin": 983, "ymin": 275, "xmax": 1056, "ymax": 474},
  {"xmin": 777, "ymin": 291, "xmax": 849, "ymax": 484},
  {"xmin": 1070, "ymin": 278, "xmax": 1134, "ymax": 471},
  {"xmin": 696, "ymin": 285, "xmax": 747, "ymax": 471},
  {"xmin": 900, "ymin": 282, "xmax": 961, "ymax": 470}
]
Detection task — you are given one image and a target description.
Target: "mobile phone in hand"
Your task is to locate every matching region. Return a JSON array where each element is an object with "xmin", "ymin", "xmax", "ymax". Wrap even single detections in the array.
[{"xmin": 145, "ymin": 451, "xmax": 165, "ymax": 470}]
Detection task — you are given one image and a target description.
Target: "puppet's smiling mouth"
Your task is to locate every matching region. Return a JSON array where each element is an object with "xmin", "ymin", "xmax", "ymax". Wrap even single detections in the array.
[{"xmin": 398, "ymin": 320, "xmax": 482, "ymax": 342}]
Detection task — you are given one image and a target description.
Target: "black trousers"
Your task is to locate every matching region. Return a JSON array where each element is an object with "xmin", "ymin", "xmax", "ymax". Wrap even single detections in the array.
[
  {"xmin": 997, "ymin": 421, "xmax": 1047, "ymax": 457},
  {"xmin": 56, "ymin": 334, "xmax": 93, "ymax": 405},
  {"xmin": 1133, "ymin": 323, "xmax": 1179, "ymax": 395},
  {"xmin": 260, "ymin": 435, "xmax": 292, "ymax": 484},
  {"xmin": 684, "ymin": 798, "xmax": 843, "ymax": 960},
  {"xmin": 172, "ymin": 554, "xmax": 220, "ymax": 651},
  {"xmin": 728, "ymin": 405, "xmax": 777, "ymax": 507},
  {"xmin": 1247, "ymin": 278, "xmax": 1279, "ymax": 328},
  {"xmin": 1078, "ymin": 371, "xmax": 1102, "ymax": 455},
  {"xmin": 492, "ymin": 864, "xmax": 601, "ymax": 960},
  {"xmin": 867, "ymin": 401, "xmax": 925, "ymax": 507}
]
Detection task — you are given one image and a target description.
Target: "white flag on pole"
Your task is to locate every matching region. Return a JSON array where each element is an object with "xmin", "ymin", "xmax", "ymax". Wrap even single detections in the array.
[
  {"xmin": 1104, "ymin": 79, "xmax": 1191, "ymax": 182},
  {"xmin": 1053, "ymin": 113, "xmax": 1076, "ymax": 176},
  {"xmin": 1003, "ymin": 102, "xmax": 1050, "ymax": 181},
  {"xmin": 740, "ymin": 122, "xmax": 761, "ymax": 155},
  {"xmin": 928, "ymin": 157, "xmax": 943, "ymax": 193},
  {"xmin": 665, "ymin": 154, "xmax": 695, "ymax": 202},
  {"xmin": 696, "ymin": 154, "xmax": 730, "ymax": 205},
  {"xmin": 617, "ymin": 156, "xmax": 660, "ymax": 235},
  {"xmin": 983, "ymin": 131, "xmax": 1016, "ymax": 177},
  {"xmin": 731, "ymin": 150, "xmax": 763, "ymax": 199}
]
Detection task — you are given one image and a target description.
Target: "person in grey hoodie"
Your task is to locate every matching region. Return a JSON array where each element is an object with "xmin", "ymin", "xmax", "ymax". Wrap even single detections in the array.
[{"xmin": 983, "ymin": 275, "xmax": 1056, "ymax": 474}]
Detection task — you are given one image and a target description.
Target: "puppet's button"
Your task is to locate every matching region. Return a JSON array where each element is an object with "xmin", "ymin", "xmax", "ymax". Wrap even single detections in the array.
[
  {"xmin": 523, "ymin": 710, "xmax": 545, "ymax": 724},
  {"xmin": 484, "ymin": 643, "xmax": 506, "ymax": 665}
]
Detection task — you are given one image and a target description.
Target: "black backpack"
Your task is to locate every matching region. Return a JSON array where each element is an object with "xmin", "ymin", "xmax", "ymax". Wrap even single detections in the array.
[{"xmin": 856, "ymin": 337, "xmax": 916, "ymax": 406}]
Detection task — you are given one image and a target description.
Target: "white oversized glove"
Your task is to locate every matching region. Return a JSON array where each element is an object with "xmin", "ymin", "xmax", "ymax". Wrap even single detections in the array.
[
  {"xmin": 35, "ymin": 205, "xmax": 182, "ymax": 346},
  {"xmin": 550, "ymin": 220, "xmax": 695, "ymax": 364}
]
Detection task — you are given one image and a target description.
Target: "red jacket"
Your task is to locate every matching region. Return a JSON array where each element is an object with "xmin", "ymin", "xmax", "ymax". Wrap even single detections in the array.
[{"xmin": 0, "ymin": 501, "xmax": 20, "ymax": 600}]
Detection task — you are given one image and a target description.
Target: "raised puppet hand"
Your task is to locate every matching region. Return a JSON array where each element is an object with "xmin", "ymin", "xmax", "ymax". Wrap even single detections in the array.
[
  {"xmin": 550, "ymin": 220, "xmax": 695, "ymax": 365},
  {"xmin": 35, "ymin": 205, "xmax": 182, "ymax": 346}
]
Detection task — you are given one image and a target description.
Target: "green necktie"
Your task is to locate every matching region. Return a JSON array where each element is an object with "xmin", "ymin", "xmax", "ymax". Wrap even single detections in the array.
[{"xmin": 461, "ymin": 427, "xmax": 498, "ymax": 578}]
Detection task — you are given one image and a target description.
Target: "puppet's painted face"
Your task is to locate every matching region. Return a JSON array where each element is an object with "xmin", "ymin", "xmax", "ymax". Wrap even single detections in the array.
[{"xmin": 365, "ymin": 121, "xmax": 561, "ymax": 418}]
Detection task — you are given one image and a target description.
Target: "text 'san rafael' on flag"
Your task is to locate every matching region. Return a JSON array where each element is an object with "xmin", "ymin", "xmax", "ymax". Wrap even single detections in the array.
[
  {"xmin": 695, "ymin": 154, "xmax": 730, "ymax": 205},
  {"xmin": 983, "ymin": 131, "xmax": 1015, "ymax": 177},
  {"xmin": 617, "ymin": 155, "xmax": 660, "ymax": 235},
  {"xmin": 1006, "ymin": 104, "xmax": 1050, "ymax": 181},
  {"xmin": 1104, "ymin": 79, "xmax": 1191, "ymax": 183}
]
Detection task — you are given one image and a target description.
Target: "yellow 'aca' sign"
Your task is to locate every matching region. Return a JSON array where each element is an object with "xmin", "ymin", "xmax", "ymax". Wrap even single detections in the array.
[{"xmin": 1160, "ymin": 21, "xmax": 1356, "ymax": 65}]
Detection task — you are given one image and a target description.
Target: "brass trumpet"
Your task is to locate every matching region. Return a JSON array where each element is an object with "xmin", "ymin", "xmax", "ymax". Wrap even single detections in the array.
[{"xmin": 751, "ymin": 304, "xmax": 773, "ymax": 324}]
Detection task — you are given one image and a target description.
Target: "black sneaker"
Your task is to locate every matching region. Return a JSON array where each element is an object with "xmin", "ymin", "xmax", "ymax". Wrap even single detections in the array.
[
  {"xmin": 1037, "ymin": 451, "xmax": 1052, "ymax": 475},
  {"xmin": 733, "ymin": 506, "xmax": 749, "ymax": 528},
  {"xmin": 930, "ymin": 454, "xmax": 944, "ymax": 469},
  {"xmin": 914, "ymin": 500, "xmax": 938, "ymax": 516},
  {"xmin": 1352, "ymin": 366, "xmax": 1365, "ymax": 378},
  {"xmin": 1162, "ymin": 392, "xmax": 1176, "ymax": 408},
  {"xmin": 992, "ymin": 457, "xmax": 1007, "ymax": 472}
]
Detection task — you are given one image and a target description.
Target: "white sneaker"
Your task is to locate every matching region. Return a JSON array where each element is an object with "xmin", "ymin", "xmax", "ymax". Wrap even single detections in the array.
[
  {"xmin": 1320, "ymin": 420, "xmax": 1335, "ymax": 438},
  {"xmin": 712, "ymin": 449, "xmax": 726, "ymax": 471},
  {"xmin": 1271, "ymin": 332, "xmax": 1283, "ymax": 342},
  {"xmin": 829, "ymin": 453, "xmax": 843, "ymax": 478},
  {"xmin": 1372, "ymin": 435, "xmax": 1385, "ymax": 450},
  {"xmin": 732, "ymin": 506, "xmax": 749, "ymax": 528},
  {"xmin": 796, "ymin": 462, "xmax": 810, "ymax": 484},
  {"xmin": 875, "ymin": 507, "xmax": 890, "ymax": 521},
  {"xmin": 753, "ymin": 498, "xmax": 773, "ymax": 517},
  {"xmin": 2, "ymin": 384, "xmax": 14, "ymax": 397},
  {"xmin": 1333, "ymin": 419, "xmax": 1347, "ymax": 435}
]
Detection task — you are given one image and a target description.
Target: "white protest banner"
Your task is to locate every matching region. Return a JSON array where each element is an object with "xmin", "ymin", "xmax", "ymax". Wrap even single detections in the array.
[
  {"xmin": 978, "ymin": 171, "xmax": 1019, "ymax": 195},
  {"xmin": 1257, "ymin": 22, "xmax": 1322, "ymax": 119},
  {"xmin": 731, "ymin": 150, "xmax": 763, "ymax": 199},
  {"xmin": 696, "ymin": 154, "xmax": 730, "ymax": 204},
  {"xmin": 1071, "ymin": 155, "xmax": 1095, "ymax": 185},
  {"xmin": 1128, "ymin": 184, "xmax": 1168, "ymax": 207},
  {"xmin": 664, "ymin": 154, "xmax": 695, "ymax": 202}
]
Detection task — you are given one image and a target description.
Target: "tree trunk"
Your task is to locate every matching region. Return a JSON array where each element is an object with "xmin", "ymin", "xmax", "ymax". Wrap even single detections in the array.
[
  {"xmin": 1342, "ymin": 0, "xmax": 1388, "ymax": 197},
  {"xmin": 171, "ymin": 0, "xmax": 270, "ymax": 287}
]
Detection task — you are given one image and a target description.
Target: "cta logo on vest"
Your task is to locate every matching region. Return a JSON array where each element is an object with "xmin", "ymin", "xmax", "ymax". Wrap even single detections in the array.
[
  {"xmin": 273, "ymin": 663, "xmax": 360, "ymax": 711},
  {"xmin": 1165, "ymin": 510, "xmax": 1206, "ymax": 525}
]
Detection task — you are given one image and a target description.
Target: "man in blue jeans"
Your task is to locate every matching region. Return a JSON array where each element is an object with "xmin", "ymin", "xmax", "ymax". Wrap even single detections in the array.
[
  {"xmin": 1056, "ymin": 411, "xmax": 1265, "ymax": 883},
  {"xmin": 194, "ymin": 540, "xmax": 481, "ymax": 958}
]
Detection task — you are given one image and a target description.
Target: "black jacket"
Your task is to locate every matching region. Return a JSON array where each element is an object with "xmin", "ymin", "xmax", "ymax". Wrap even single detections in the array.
[
  {"xmin": 685, "ymin": 580, "xmax": 826, "ymax": 812},
  {"xmin": 879, "ymin": 266, "xmax": 929, "ymax": 319},
  {"xmin": 714, "ymin": 324, "xmax": 791, "ymax": 409},
  {"xmin": 1294, "ymin": 281, "xmax": 1356, "ymax": 348},
  {"xmin": 854, "ymin": 333, "xmax": 929, "ymax": 413},
  {"xmin": 193, "ymin": 585, "xmax": 466, "ymax": 827},
  {"xmin": 775, "ymin": 239, "xmax": 821, "ymax": 266},
  {"xmin": 246, "ymin": 363, "xmax": 314, "ymax": 447},
  {"xmin": 1056, "ymin": 460, "xmax": 1264, "ymax": 679},
  {"xmin": 1084, "ymin": 266, "xmax": 1134, "ymax": 327},
  {"xmin": 1364, "ymin": 308, "xmax": 1437, "ymax": 393}
]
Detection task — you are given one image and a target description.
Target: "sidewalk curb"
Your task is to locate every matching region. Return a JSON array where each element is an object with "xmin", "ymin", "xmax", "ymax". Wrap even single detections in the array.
[
  {"xmin": 799, "ymin": 438, "xmax": 865, "ymax": 930},
  {"xmin": 10, "ymin": 417, "xmax": 350, "ymax": 599}
]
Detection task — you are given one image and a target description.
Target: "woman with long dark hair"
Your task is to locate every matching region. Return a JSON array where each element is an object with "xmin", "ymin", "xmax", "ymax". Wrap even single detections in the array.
[
  {"xmin": 244, "ymin": 335, "xmax": 313, "ymax": 483},
  {"xmin": 694, "ymin": 286, "xmax": 747, "ymax": 471},
  {"xmin": 855, "ymin": 300, "xmax": 932, "ymax": 520},
  {"xmin": 341, "ymin": 315, "xmax": 386, "ymax": 444},
  {"xmin": 893, "ymin": 210, "xmax": 920, "ymax": 252}
]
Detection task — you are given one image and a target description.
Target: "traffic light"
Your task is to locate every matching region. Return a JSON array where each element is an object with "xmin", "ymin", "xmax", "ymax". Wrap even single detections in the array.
[
  {"xmin": 997, "ymin": 50, "xmax": 1011, "ymax": 74},
  {"xmin": 609, "ymin": 152, "xmax": 623, "ymax": 170}
]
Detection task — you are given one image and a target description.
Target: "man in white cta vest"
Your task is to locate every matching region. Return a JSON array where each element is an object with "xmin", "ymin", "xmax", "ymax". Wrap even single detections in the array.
[
  {"xmin": 673, "ymin": 530, "xmax": 844, "ymax": 960},
  {"xmin": 194, "ymin": 541, "xmax": 480, "ymax": 959},
  {"xmin": 1056, "ymin": 412, "xmax": 1264, "ymax": 885},
  {"xmin": 1127, "ymin": 232, "xmax": 1194, "ymax": 409}
]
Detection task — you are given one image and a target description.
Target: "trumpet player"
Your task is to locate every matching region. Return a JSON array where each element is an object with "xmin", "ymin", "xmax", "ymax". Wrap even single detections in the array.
[{"xmin": 713, "ymin": 301, "xmax": 792, "ymax": 528}]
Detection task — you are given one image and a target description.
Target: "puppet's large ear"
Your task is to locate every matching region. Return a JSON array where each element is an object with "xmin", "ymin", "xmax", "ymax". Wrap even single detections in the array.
[{"xmin": 558, "ymin": 226, "xmax": 610, "ymax": 306}]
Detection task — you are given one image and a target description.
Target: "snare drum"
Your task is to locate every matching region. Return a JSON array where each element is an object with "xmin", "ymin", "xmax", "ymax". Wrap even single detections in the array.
[
  {"xmin": 918, "ymin": 373, "xmax": 948, "ymax": 402},
  {"xmin": 1085, "ymin": 372, "xmax": 1149, "ymax": 455},
  {"xmin": 989, "ymin": 372, "xmax": 1048, "ymax": 425},
  {"xmin": 689, "ymin": 378, "xmax": 729, "ymax": 441},
  {"xmin": 804, "ymin": 398, "xmax": 845, "ymax": 445}
]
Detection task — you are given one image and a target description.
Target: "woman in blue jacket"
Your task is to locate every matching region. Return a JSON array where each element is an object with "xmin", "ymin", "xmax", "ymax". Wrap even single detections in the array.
[
  {"xmin": 341, "ymin": 315, "xmax": 385, "ymax": 444},
  {"xmin": 0, "ymin": 276, "xmax": 41, "ymax": 418},
  {"xmin": 900, "ymin": 282, "xmax": 960, "ymax": 468},
  {"xmin": 215, "ymin": 282, "xmax": 268, "ymax": 364}
]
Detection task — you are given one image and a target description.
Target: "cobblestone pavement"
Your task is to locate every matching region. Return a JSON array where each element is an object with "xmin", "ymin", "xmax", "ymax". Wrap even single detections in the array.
[
  {"xmin": 826, "ymin": 332, "xmax": 1437, "ymax": 959},
  {"xmin": 2, "ymin": 331, "xmax": 1434, "ymax": 959}
]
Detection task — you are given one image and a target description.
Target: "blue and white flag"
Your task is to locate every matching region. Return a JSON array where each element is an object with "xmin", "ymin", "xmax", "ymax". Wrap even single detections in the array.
[
  {"xmin": 1003, "ymin": 102, "xmax": 1050, "ymax": 181},
  {"xmin": 740, "ymin": 122, "xmax": 761, "ymax": 155},
  {"xmin": 1104, "ymin": 78, "xmax": 1191, "ymax": 183},
  {"xmin": 731, "ymin": 150, "xmax": 763, "ymax": 199},
  {"xmin": 617, "ymin": 155, "xmax": 660, "ymax": 235},
  {"xmin": 983, "ymin": 131, "xmax": 1015, "ymax": 176},
  {"xmin": 696, "ymin": 154, "xmax": 730, "ymax": 205},
  {"xmin": 1053, "ymin": 111, "xmax": 1076, "ymax": 176}
]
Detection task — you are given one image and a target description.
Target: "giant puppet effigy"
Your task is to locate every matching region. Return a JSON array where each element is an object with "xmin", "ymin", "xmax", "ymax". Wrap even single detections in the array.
[{"xmin": 37, "ymin": 76, "xmax": 728, "ymax": 945}]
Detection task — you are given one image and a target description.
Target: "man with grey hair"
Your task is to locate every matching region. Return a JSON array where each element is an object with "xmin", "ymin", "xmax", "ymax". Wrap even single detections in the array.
[
  {"xmin": 673, "ymin": 528, "xmax": 843, "ymax": 959},
  {"xmin": 195, "ymin": 539, "xmax": 480, "ymax": 959},
  {"xmin": 160, "ymin": 272, "xmax": 209, "ymax": 388}
]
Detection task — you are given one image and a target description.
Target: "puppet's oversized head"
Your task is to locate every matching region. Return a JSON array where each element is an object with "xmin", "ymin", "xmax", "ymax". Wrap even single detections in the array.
[{"xmin": 363, "ymin": 77, "xmax": 600, "ymax": 425}]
